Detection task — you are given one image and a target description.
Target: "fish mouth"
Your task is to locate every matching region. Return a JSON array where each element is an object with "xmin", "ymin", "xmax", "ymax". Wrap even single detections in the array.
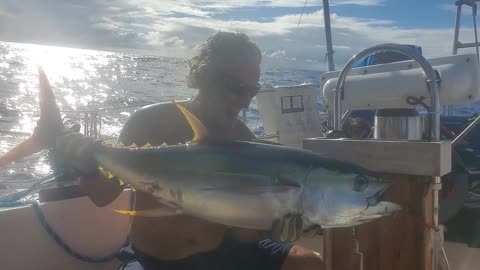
[
  {"xmin": 366, "ymin": 187, "xmax": 386, "ymax": 207},
  {"xmin": 361, "ymin": 186, "xmax": 401, "ymax": 222},
  {"xmin": 359, "ymin": 201, "xmax": 402, "ymax": 222}
]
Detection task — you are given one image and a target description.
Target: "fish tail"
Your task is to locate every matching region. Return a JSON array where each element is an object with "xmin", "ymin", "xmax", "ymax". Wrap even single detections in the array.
[
  {"xmin": 34, "ymin": 66, "xmax": 66, "ymax": 146},
  {"xmin": 0, "ymin": 67, "xmax": 99, "ymax": 175},
  {"xmin": 0, "ymin": 67, "xmax": 65, "ymax": 166}
]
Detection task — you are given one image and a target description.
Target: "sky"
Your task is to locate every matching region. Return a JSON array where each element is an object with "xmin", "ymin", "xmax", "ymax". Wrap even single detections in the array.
[{"xmin": 0, "ymin": 0, "xmax": 478, "ymax": 70}]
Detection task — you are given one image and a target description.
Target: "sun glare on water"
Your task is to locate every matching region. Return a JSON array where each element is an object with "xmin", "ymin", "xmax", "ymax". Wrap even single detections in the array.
[
  {"xmin": 0, "ymin": 42, "xmax": 127, "ymax": 188},
  {"xmin": 21, "ymin": 42, "xmax": 111, "ymax": 82},
  {"xmin": 3, "ymin": 43, "xmax": 119, "ymax": 134}
]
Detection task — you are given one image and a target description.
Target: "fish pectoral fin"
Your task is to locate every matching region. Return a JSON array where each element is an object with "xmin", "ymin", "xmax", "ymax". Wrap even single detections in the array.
[
  {"xmin": 114, "ymin": 207, "xmax": 183, "ymax": 217},
  {"xmin": 271, "ymin": 214, "xmax": 304, "ymax": 242},
  {"xmin": 174, "ymin": 102, "xmax": 208, "ymax": 142}
]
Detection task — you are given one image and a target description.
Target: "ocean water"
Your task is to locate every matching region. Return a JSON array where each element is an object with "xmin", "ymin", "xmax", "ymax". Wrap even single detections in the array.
[{"xmin": 0, "ymin": 41, "xmax": 478, "ymax": 197}]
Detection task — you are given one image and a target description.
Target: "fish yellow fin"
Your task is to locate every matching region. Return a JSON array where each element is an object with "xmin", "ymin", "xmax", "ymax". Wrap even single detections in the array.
[
  {"xmin": 114, "ymin": 208, "xmax": 182, "ymax": 217},
  {"xmin": 118, "ymin": 179, "xmax": 125, "ymax": 185},
  {"xmin": 99, "ymin": 167, "xmax": 117, "ymax": 181},
  {"xmin": 160, "ymin": 142, "xmax": 168, "ymax": 147},
  {"xmin": 114, "ymin": 210, "xmax": 137, "ymax": 216},
  {"xmin": 129, "ymin": 143, "xmax": 138, "ymax": 148},
  {"xmin": 115, "ymin": 141, "xmax": 124, "ymax": 148},
  {"xmin": 143, "ymin": 143, "xmax": 153, "ymax": 148},
  {"xmin": 174, "ymin": 103, "xmax": 208, "ymax": 142},
  {"xmin": 103, "ymin": 140, "xmax": 113, "ymax": 147}
]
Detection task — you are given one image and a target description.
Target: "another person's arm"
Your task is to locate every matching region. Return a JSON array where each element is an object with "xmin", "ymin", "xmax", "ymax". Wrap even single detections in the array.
[{"xmin": 0, "ymin": 137, "xmax": 40, "ymax": 166}]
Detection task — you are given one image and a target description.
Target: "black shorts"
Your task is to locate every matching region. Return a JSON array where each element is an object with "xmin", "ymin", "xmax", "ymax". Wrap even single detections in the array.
[{"xmin": 118, "ymin": 231, "xmax": 293, "ymax": 270}]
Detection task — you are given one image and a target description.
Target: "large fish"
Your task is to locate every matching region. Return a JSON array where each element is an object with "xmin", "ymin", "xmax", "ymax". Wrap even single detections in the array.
[{"xmin": 0, "ymin": 68, "xmax": 401, "ymax": 241}]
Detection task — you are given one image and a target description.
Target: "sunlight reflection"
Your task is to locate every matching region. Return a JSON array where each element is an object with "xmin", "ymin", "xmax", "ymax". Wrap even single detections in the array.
[
  {"xmin": 19, "ymin": 42, "xmax": 112, "ymax": 83},
  {"xmin": 16, "ymin": 114, "xmax": 37, "ymax": 133},
  {"xmin": 3, "ymin": 42, "xmax": 118, "ymax": 135},
  {"xmin": 33, "ymin": 161, "xmax": 52, "ymax": 176}
]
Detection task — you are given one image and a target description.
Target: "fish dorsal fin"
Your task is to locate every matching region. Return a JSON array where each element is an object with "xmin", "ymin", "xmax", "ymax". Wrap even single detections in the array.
[{"xmin": 174, "ymin": 102, "xmax": 208, "ymax": 142}]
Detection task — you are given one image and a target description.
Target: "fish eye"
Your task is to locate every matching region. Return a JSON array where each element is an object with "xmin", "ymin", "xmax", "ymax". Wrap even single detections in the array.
[{"xmin": 353, "ymin": 175, "xmax": 369, "ymax": 192}]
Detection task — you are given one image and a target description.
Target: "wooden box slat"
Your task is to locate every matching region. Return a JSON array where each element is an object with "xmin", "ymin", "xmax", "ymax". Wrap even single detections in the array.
[{"xmin": 303, "ymin": 138, "xmax": 451, "ymax": 176}]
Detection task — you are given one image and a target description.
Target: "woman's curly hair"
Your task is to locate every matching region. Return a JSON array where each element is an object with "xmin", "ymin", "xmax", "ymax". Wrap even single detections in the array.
[{"xmin": 187, "ymin": 32, "xmax": 262, "ymax": 90}]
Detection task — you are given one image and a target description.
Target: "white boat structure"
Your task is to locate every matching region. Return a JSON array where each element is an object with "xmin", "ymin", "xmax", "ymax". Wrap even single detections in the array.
[{"xmin": 2, "ymin": 1, "xmax": 480, "ymax": 270}]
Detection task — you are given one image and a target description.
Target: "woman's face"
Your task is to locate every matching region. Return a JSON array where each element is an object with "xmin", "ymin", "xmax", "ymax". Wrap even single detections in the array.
[{"xmin": 206, "ymin": 60, "xmax": 261, "ymax": 127}]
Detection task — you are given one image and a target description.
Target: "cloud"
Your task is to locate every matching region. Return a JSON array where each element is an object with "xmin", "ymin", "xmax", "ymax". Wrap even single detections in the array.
[
  {"xmin": 189, "ymin": 0, "xmax": 385, "ymax": 9},
  {"xmin": 330, "ymin": 0, "xmax": 385, "ymax": 6},
  {"xmin": 145, "ymin": 9, "xmax": 463, "ymax": 67},
  {"xmin": 0, "ymin": 0, "xmax": 474, "ymax": 71}
]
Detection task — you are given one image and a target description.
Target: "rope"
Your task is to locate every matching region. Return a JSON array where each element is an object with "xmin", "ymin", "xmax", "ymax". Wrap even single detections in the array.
[
  {"xmin": 1, "ymin": 200, "xmax": 130, "ymax": 263},
  {"xmin": 0, "ymin": 175, "xmax": 57, "ymax": 203},
  {"xmin": 298, "ymin": 0, "xmax": 308, "ymax": 26},
  {"xmin": 0, "ymin": 178, "xmax": 135, "ymax": 263}
]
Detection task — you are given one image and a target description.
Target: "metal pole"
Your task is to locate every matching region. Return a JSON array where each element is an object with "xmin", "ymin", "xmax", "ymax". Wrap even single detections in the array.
[
  {"xmin": 448, "ymin": 1, "xmax": 462, "ymax": 116},
  {"xmin": 473, "ymin": 3, "xmax": 480, "ymax": 61},
  {"xmin": 322, "ymin": 2, "xmax": 335, "ymax": 269},
  {"xmin": 453, "ymin": 3, "xmax": 462, "ymax": 55},
  {"xmin": 452, "ymin": 114, "xmax": 480, "ymax": 145},
  {"xmin": 323, "ymin": 0, "xmax": 335, "ymax": 72}
]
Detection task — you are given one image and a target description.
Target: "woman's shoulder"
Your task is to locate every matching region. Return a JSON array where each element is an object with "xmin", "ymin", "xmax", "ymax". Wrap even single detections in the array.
[{"xmin": 119, "ymin": 100, "xmax": 191, "ymax": 145}]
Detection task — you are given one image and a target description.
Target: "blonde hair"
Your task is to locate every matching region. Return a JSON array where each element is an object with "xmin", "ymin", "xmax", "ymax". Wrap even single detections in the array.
[{"xmin": 187, "ymin": 32, "xmax": 262, "ymax": 90}]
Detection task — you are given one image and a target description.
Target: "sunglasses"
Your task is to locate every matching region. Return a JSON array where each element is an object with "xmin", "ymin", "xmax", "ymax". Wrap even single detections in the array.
[{"xmin": 217, "ymin": 74, "xmax": 261, "ymax": 98}]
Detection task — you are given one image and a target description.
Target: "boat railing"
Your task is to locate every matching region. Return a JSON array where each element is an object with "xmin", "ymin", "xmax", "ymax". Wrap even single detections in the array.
[{"xmin": 328, "ymin": 43, "xmax": 441, "ymax": 141}]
